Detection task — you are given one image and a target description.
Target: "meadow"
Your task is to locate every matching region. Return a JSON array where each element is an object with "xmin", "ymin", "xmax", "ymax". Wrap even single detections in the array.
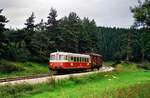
[
  {"xmin": 0, "ymin": 62, "xmax": 150, "ymax": 98},
  {"xmin": 0, "ymin": 60, "xmax": 49, "ymax": 79}
]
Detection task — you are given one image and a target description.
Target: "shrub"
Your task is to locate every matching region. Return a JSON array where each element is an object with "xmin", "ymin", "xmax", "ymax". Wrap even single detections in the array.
[
  {"xmin": 138, "ymin": 63, "xmax": 150, "ymax": 70},
  {"xmin": 24, "ymin": 62, "xmax": 33, "ymax": 67},
  {"xmin": 0, "ymin": 60, "xmax": 24, "ymax": 73},
  {"xmin": 111, "ymin": 60, "xmax": 121, "ymax": 67},
  {"xmin": 69, "ymin": 75, "xmax": 87, "ymax": 84},
  {"xmin": 0, "ymin": 83, "xmax": 34, "ymax": 98},
  {"xmin": 47, "ymin": 77, "xmax": 57, "ymax": 88}
]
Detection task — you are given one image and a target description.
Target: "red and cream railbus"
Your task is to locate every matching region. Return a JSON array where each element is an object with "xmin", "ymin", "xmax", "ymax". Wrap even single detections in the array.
[{"xmin": 48, "ymin": 52, "xmax": 102, "ymax": 72}]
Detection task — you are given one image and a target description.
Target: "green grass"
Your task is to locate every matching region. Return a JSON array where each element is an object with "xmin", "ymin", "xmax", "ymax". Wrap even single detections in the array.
[
  {"xmin": 0, "ymin": 60, "xmax": 49, "ymax": 78},
  {"xmin": 24, "ymin": 71, "xmax": 150, "ymax": 98},
  {"xmin": 0, "ymin": 62, "xmax": 150, "ymax": 98},
  {"xmin": 102, "ymin": 82, "xmax": 150, "ymax": 98}
]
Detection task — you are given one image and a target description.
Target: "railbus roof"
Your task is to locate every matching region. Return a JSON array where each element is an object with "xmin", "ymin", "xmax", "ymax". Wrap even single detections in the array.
[
  {"xmin": 50, "ymin": 52, "xmax": 90, "ymax": 58},
  {"xmin": 85, "ymin": 53, "xmax": 102, "ymax": 57}
]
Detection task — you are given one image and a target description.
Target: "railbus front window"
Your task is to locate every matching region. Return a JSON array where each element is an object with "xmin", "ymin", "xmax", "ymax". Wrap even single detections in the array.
[{"xmin": 50, "ymin": 55, "xmax": 55, "ymax": 60}]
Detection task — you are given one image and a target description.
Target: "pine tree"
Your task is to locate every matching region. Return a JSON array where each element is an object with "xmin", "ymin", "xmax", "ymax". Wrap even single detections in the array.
[
  {"xmin": 24, "ymin": 12, "xmax": 36, "ymax": 56},
  {"xmin": 35, "ymin": 19, "xmax": 46, "ymax": 32},
  {"xmin": 0, "ymin": 9, "xmax": 9, "ymax": 59},
  {"xmin": 46, "ymin": 8, "xmax": 58, "ymax": 32},
  {"xmin": 0, "ymin": 9, "xmax": 8, "ymax": 32},
  {"xmin": 24, "ymin": 12, "xmax": 35, "ymax": 32},
  {"xmin": 58, "ymin": 12, "xmax": 82, "ymax": 53},
  {"xmin": 131, "ymin": 0, "xmax": 150, "ymax": 62}
]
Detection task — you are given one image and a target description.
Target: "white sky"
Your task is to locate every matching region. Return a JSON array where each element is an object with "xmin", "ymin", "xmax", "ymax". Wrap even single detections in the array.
[{"xmin": 0, "ymin": 0, "xmax": 140, "ymax": 29}]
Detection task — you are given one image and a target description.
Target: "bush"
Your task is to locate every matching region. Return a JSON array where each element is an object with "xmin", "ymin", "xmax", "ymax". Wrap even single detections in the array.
[
  {"xmin": 111, "ymin": 60, "xmax": 121, "ymax": 67},
  {"xmin": 69, "ymin": 76, "xmax": 85, "ymax": 84},
  {"xmin": 136, "ymin": 61, "xmax": 150, "ymax": 70},
  {"xmin": 0, "ymin": 83, "xmax": 34, "ymax": 98},
  {"xmin": 24, "ymin": 62, "xmax": 33, "ymax": 67},
  {"xmin": 0, "ymin": 60, "xmax": 24, "ymax": 73},
  {"xmin": 138, "ymin": 63, "xmax": 150, "ymax": 70}
]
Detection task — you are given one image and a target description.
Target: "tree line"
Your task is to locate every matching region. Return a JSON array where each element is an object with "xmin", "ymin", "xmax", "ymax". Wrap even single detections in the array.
[{"xmin": 0, "ymin": 0, "xmax": 149, "ymax": 63}]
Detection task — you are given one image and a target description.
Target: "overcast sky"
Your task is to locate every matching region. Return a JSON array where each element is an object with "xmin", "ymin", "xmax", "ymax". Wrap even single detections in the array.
[{"xmin": 0, "ymin": 0, "xmax": 140, "ymax": 29}]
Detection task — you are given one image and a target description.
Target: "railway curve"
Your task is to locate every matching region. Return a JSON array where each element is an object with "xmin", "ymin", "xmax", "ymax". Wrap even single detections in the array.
[{"xmin": 0, "ymin": 66, "xmax": 114, "ymax": 85}]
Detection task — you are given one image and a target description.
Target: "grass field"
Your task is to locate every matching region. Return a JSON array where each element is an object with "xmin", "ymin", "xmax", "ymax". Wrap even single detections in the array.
[
  {"xmin": 0, "ymin": 62, "xmax": 150, "ymax": 98},
  {"xmin": 24, "ymin": 71, "xmax": 150, "ymax": 98},
  {"xmin": 0, "ymin": 60, "xmax": 49, "ymax": 78}
]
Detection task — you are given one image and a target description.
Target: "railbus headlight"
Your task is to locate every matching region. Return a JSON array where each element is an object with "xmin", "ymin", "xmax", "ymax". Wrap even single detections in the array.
[{"xmin": 71, "ymin": 63, "xmax": 73, "ymax": 66}]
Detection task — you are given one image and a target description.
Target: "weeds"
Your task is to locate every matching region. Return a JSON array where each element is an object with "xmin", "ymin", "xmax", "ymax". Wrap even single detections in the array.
[
  {"xmin": 0, "ymin": 60, "xmax": 24, "ymax": 73},
  {"xmin": 69, "ymin": 75, "xmax": 86, "ymax": 84},
  {"xmin": 102, "ymin": 81, "xmax": 150, "ymax": 98},
  {"xmin": 24, "ymin": 62, "xmax": 33, "ymax": 67},
  {"xmin": 0, "ymin": 62, "xmax": 149, "ymax": 98},
  {"xmin": 0, "ymin": 83, "xmax": 34, "ymax": 98}
]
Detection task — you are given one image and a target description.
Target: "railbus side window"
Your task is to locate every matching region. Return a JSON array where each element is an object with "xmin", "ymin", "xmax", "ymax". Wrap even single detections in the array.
[
  {"xmin": 79, "ymin": 57, "xmax": 81, "ymax": 62},
  {"xmin": 78, "ymin": 57, "xmax": 80, "ymax": 62},
  {"xmin": 77, "ymin": 57, "xmax": 79, "ymax": 62},
  {"xmin": 74, "ymin": 57, "xmax": 76, "ymax": 62},
  {"xmin": 76, "ymin": 57, "xmax": 77, "ymax": 62},
  {"xmin": 87, "ymin": 58, "xmax": 89, "ymax": 62},
  {"xmin": 59, "ymin": 55, "xmax": 65, "ymax": 60},
  {"xmin": 85, "ymin": 58, "xmax": 87, "ymax": 62},
  {"xmin": 82, "ymin": 58, "xmax": 85, "ymax": 62},
  {"xmin": 71, "ymin": 56, "xmax": 74, "ymax": 62},
  {"xmin": 68, "ymin": 56, "xmax": 70, "ymax": 61},
  {"xmin": 81, "ymin": 58, "xmax": 83, "ymax": 62},
  {"xmin": 82, "ymin": 58, "xmax": 84, "ymax": 62},
  {"xmin": 65, "ymin": 56, "xmax": 68, "ymax": 60},
  {"xmin": 76, "ymin": 57, "xmax": 78, "ymax": 62},
  {"xmin": 86, "ymin": 58, "xmax": 88, "ymax": 62},
  {"xmin": 84, "ymin": 58, "xmax": 86, "ymax": 62},
  {"xmin": 70, "ymin": 56, "xmax": 72, "ymax": 61}
]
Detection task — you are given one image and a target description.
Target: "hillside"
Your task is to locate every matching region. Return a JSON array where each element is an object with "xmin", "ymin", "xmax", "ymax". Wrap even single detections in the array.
[{"xmin": 0, "ymin": 60, "xmax": 49, "ymax": 79}]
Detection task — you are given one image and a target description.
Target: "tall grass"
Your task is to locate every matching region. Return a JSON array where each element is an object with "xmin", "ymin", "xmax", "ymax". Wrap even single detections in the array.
[
  {"xmin": 0, "ymin": 60, "xmax": 49, "ymax": 78},
  {"xmin": 0, "ymin": 62, "xmax": 149, "ymax": 98},
  {"xmin": 0, "ymin": 60, "xmax": 24, "ymax": 73},
  {"xmin": 0, "ymin": 83, "xmax": 34, "ymax": 98},
  {"xmin": 102, "ymin": 81, "xmax": 150, "ymax": 98},
  {"xmin": 0, "ymin": 71, "xmax": 150, "ymax": 98}
]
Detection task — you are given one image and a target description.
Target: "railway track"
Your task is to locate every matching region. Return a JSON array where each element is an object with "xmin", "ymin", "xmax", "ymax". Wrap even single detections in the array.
[
  {"xmin": 0, "ymin": 66, "xmax": 114, "ymax": 85},
  {"xmin": 0, "ymin": 71, "xmax": 89, "ymax": 83},
  {"xmin": 0, "ymin": 74, "xmax": 50, "ymax": 83}
]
